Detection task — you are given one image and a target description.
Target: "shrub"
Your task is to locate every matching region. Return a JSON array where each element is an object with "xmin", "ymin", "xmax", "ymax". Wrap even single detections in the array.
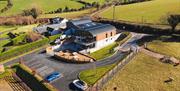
[
  {"xmin": 11, "ymin": 34, "xmax": 27, "ymax": 45},
  {"xmin": 15, "ymin": 64, "xmax": 54, "ymax": 91},
  {"xmin": 0, "ymin": 37, "xmax": 49, "ymax": 62},
  {"xmin": 48, "ymin": 34, "xmax": 61, "ymax": 42}
]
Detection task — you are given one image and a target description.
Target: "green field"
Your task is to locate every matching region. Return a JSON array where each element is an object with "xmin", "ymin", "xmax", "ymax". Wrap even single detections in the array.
[
  {"xmin": 147, "ymin": 41, "xmax": 180, "ymax": 60},
  {"xmin": 100, "ymin": 0, "xmax": 180, "ymax": 24},
  {"xmin": 102, "ymin": 53, "xmax": 180, "ymax": 91},
  {"xmin": 0, "ymin": 0, "xmax": 84, "ymax": 16},
  {"xmin": 83, "ymin": 0, "xmax": 106, "ymax": 5},
  {"xmin": 39, "ymin": 8, "xmax": 95, "ymax": 18},
  {"xmin": 0, "ymin": 0, "xmax": 7, "ymax": 10}
]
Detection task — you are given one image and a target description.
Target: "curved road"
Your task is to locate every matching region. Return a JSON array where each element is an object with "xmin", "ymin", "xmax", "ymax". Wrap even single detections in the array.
[{"xmin": 4, "ymin": 32, "xmax": 146, "ymax": 91}]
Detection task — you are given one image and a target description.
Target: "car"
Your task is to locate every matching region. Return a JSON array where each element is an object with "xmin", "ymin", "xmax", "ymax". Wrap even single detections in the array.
[
  {"xmin": 73, "ymin": 79, "xmax": 88, "ymax": 90},
  {"xmin": 45, "ymin": 72, "xmax": 61, "ymax": 82}
]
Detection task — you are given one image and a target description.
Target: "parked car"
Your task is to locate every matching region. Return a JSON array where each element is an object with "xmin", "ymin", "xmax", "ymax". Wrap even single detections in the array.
[
  {"xmin": 73, "ymin": 79, "xmax": 88, "ymax": 90},
  {"xmin": 45, "ymin": 72, "xmax": 61, "ymax": 82}
]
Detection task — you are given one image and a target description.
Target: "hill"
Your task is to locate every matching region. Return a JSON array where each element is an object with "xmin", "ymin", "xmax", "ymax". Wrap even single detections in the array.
[
  {"xmin": 99, "ymin": 0, "xmax": 180, "ymax": 24},
  {"xmin": 0, "ymin": 0, "xmax": 84, "ymax": 16}
]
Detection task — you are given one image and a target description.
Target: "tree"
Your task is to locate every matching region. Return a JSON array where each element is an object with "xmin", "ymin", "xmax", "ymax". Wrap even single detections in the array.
[
  {"xmin": 7, "ymin": 0, "xmax": 13, "ymax": 7},
  {"xmin": 30, "ymin": 7, "xmax": 42, "ymax": 19},
  {"xmin": 63, "ymin": 6, "xmax": 69, "ymax": 12},
  {"xmin": 167, "ymin": 15, "xmax": 180, "ymax": 31},
  {"xmin": 22, "ymin": 7, "xmax": 42, "ymax": 19}
]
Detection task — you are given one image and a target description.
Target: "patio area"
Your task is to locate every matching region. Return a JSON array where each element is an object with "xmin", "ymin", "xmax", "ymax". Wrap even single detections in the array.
[{"xmin": 54, "ymin": 51, "xmax": 95, "ymax": 63}]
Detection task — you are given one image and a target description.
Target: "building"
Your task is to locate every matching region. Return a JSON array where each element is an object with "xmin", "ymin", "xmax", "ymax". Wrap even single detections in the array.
[
  {"xmin": 33, "ymin": 17, "xmax": 68, "ymax": 35},
  {"xmin": 66, "ymin": 18, "xmax": 121, "ymax": 53}
]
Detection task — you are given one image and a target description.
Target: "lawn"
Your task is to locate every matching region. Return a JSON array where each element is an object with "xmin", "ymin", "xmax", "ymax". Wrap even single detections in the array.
[
  {"xmin": 99, "ymin": 0, "xmax": 180, "ymax": 24},
  {"xmin": 39, "ymin": 8, "xmax": 96, "ymax": 19},
  {"xmin": 147, "ymin": 40, "xmax": 180, "ymax": 60},
  {"xmin": 90, "ymin": 43, "xmax": 117, "ymax": 60},
  {"xmin": 102, "ymin": 53, "xmax": 180, "ymax": 91},
  {"xmin": 0, "ymin": 0, "xmax": 84, "ymax": 16},
  {"xmin": 0, "ymin": 26, "xmax": 16, "ymax": 33},
  {"xmin": 0, "ymin": 39, "xmax": 10, "ymax": 47},
  {"xmin": 90, "ymin": 32, "xmax": 132, "ymax": 60},
  {"xmin": 79, "ymin": 64, "xmax": 115, "ymax": 85},
  {"xmin": 0, "ymin": 24, "xmax": 36, "ymax": 39}
]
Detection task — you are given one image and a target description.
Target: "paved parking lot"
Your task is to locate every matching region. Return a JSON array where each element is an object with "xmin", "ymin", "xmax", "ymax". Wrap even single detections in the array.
[{"xmin": 24, "ymin": 59, "xmax": 55, "ymax": 78}]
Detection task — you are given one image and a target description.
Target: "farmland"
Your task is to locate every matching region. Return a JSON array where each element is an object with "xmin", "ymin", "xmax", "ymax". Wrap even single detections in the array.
[
  {"xmin": 99, "ymin": 0, "xmax": 180, "ymax": 24},
  {"xmin": 39, "ymin": 8, "xmax": 96, "ymax": 19},
  {"xmin": 0, "ymin": 0, "xmax": 7, "ymax": 10},
  {"xmin": 147, "ymin": 41, "xmax": 180, "ymax": 60},
  {"xmin": 102, "ymin": 53, "xmax": 180, "ymax": 91},
  {"xmin": 83, "ymin": 0, "xmax": 106, "ymax": 5},
  {"xmin": 0, "ymin": 0, "xmax": 84, "ymax": 16}
]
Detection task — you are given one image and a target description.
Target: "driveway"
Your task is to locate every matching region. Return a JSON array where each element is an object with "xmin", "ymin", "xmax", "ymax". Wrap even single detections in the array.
[{"xmin": 4, "ymin": 32, "xmax": 146, "ymax": 91}]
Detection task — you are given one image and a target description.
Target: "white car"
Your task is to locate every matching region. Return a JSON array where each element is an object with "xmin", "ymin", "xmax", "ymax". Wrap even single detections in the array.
[{"xmin": 73, "ymin": 79, "xmax": 88, "ymax": 90}]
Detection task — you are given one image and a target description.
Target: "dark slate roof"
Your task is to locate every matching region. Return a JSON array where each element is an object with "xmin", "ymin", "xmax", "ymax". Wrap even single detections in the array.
[
  {"xmin": 85, "ymin": 24, "xmax": 116, "ymax": 36},
  {"xmin": 70, "ymin": 18, "xmax": 92, "ymax": 26},
  {"xmin": 77, "ymin": 22, "xmax": 116, "ymax": 36},
  {"xmin": 70, "ymin": 18, "xmax": 116, "ymax": 36}
]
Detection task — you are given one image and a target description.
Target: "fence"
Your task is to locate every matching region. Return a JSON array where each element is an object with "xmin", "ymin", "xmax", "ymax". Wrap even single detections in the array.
[
  {"xmin": 86, "ymin": 50, "xmax": 138, "ymax": 91},
  {"xmin": 12, "ymin": 73, "xmax": 32, "ymax": 91}
]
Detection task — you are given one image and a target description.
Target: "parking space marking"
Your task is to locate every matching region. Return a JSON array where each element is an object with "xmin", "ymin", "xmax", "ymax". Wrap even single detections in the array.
[{"xmin": 36, "ymin": 66, "xmax": 49, "ymax": 73}]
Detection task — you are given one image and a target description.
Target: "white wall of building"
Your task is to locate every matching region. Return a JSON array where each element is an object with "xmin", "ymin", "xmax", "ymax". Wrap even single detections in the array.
[{"xmin": 89, "ymin": 33, "xmax": 121, "ymax": 53}]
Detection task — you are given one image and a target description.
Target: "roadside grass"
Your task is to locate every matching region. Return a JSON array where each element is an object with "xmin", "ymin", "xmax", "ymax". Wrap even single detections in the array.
[
  {"xmin": 102, "ymin": 52, "xmax": 180, "ymax": 91},
  {"xmin": 147, "ymin": 41, "xmax": 180, "ymax": 60},
  {"xmin": 39, "ymin": 8, "xmax": 96, "ymax": 19},
  {"xmin": 79, "ymin": 64, "xmax": 116, "ymax": 85},
  {"xmin": 99, "ymin": 0, "xmax": 180, "ymax": 24},
  {"xmin": 90, "ymin": 32, "xmax": 132, "ymax": 60},
  {"xmin": 0, "ymin": 0, "xmax": 84, "ymax": 16}
]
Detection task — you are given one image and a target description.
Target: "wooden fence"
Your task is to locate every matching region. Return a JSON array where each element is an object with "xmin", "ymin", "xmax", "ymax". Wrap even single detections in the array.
[{"xmin": 86, "ymin": 50, "xmax": 138, "ymax": 91}]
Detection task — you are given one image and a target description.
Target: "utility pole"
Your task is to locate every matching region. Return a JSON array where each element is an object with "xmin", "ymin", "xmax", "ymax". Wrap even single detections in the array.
[{"xmin": 113, "ymin": 5, "xmax": 115, "ymax": 20}]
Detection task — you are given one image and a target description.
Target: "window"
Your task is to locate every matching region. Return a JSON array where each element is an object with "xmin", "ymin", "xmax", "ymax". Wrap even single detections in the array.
[
  {"xmin": 111, "ymin": 32, "xmax": 113, "ymax": 36},
  {"xmin": 106, "ymin": 33, "xmax": 108, "ymax": 38}
]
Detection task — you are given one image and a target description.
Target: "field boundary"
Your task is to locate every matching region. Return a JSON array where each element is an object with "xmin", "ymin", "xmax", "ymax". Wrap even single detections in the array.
[{"xmin": 86, "ymin": 50, "xmax": 138, "ymax": 91}]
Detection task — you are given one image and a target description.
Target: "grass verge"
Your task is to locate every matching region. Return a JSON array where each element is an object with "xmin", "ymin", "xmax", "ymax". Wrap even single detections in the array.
[{"xmin": 79, "ymin": 64, "xmax": 116, "ymax": 85}]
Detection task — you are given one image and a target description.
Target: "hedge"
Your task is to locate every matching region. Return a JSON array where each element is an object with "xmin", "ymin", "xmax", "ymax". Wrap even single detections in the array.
[
  {"xmin": 0, "ymin": 37, "xmax": 49, "ymax": 62},
  {"xmin": 11, "ymin": 34, "xmax": 27, "ymax": 45},
  {"xmin": 15, "ymin": 64, "xmax": 57, "ymax": 91},
  {"xmin": 48, "ymin": 34, "xmax": 61, "ymax": 42}
]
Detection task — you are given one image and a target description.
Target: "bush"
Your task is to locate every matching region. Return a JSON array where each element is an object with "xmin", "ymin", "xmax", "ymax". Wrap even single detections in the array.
[
  {"xmin": 15, "ymin": 64, "xmax": 57, "ymax": 91},
  {"xmin": 48, "ymin": 34, "xmax": 61, "ymax": 42},
  {"xmin": 0, "ymin": 37, "xmax": 49, "ymax": 62},
  {"xmin": 11, "ymin": 34, "xmax": 27, "ymax": 45}
]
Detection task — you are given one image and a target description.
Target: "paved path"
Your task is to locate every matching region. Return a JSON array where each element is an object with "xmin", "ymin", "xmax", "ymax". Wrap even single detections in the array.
[
  {"xmin": 140, "ymin": 48, "xmax": 180, "ymax": 63},
  {"xmin": 4, "ymin": 32, "xmax": 146, "ymax": 91}
]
